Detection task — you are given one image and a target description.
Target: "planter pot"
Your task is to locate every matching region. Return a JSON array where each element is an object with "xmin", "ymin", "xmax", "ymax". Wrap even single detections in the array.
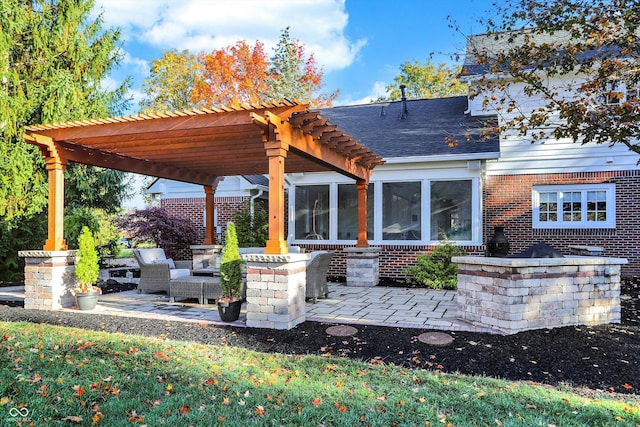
[
  {"xmin": 217, "ymin": 299, "xmax": 242, "ymax": 322},
  {"xmin": 75, "ymin": 291, "xmax": 100, "ymax": 310}
]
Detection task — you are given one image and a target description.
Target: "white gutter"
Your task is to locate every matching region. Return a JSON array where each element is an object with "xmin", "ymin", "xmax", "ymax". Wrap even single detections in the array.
[{"xmin": 382, "ymin": 152, "xmax": 501, "ymax": 164}]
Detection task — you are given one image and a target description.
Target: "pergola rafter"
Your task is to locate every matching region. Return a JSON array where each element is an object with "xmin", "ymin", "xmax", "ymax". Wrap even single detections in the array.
[{"xmin": 23, "ymin": 100, "xmax": 384, "ymax": 253}]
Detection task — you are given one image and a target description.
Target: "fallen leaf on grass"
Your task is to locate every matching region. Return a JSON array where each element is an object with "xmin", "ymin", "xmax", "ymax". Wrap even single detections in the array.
[
  {"xmin": 62, "ymin": 416, "xmax": 83, "ymax": 423},
  {"xmin": 74, "ymin": 385, "xmax": 85, "ymax": 397},
  {"xmin": 127, "ymin": 410, "xmax": 144, "ymax": 422}
]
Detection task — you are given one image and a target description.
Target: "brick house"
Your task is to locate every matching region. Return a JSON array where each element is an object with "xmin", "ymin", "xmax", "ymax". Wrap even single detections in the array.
[{"xmin": 148, "ymin": 34, "xmax": 640, "ymax": 279}]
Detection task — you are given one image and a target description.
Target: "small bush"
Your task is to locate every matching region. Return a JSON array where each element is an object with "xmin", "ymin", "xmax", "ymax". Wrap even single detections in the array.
[
  {"xmin": 115, "ymin": 207, "xmax": 199, "ymax": 259},
  {"xmin": 404, "ymin": 241, "xmax": 466, "ymax": 290},
  {"xmin": 66, "ymin": 207, "xmax": 121, "ymax": 262},
  {"xmin": 74, "ymin": 226, "xmax": 100, "ymax": 291},
  {"xmin": 220, "ymin": 222, "xmax": 242, "ymax": 301},
  {"xmin": 232, "ymin": 200, "xmax": 268, "ymax": 247}
]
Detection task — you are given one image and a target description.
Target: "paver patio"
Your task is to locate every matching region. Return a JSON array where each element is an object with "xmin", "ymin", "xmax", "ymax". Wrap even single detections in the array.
[{"xmin": 1, "ymin": 282, "xmax": 497, "ymax": 333}]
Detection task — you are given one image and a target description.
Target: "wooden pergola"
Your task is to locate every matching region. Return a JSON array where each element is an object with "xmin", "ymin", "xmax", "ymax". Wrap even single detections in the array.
[{"xmin": 23, "ymin": 100, "xmax": 384, "ymax": 254}]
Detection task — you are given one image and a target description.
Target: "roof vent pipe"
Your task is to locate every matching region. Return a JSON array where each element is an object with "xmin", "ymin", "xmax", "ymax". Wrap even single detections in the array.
[{"xmin": 399, "ymin": 84, "xmax": 408, "ymax": 120}]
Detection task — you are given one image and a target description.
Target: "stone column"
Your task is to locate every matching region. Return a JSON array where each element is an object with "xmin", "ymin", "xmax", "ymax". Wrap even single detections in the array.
[
  {"xmin": 19, "ymin": 250, "xmax": 76, "ymax": 310},
  {"xmin": 244, "ymin": 253, "xmax": 309, "ymax": 329},
  {"xmin": 344, "ymin": 247, "xmax": 380, "ymax": 287},
  {"xmin": 190, "ymin": 245, "xmax": 223, "ymax": 269}
]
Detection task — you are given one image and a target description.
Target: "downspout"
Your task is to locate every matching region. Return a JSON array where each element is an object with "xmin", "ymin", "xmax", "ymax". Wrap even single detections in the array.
[{"xmin": 250, "ymin": 189, "xmax": 264, "ymax": 222}]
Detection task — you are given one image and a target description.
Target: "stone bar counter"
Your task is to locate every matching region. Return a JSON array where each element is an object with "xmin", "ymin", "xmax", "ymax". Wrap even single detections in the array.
[{"xmin": 452, "ymin": 255, "xmax": 627, "ymax": 334}]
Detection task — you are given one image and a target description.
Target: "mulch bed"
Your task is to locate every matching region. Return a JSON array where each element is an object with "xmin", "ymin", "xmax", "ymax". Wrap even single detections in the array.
[{"xmin": 0, "ymin": 278, "xmax": 638, "ymax": 395}]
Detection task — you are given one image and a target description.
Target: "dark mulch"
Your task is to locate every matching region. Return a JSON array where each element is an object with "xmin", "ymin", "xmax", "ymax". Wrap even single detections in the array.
[{"xmin": 0, "ymin": 278, "xmax": 638, "ymax": 395}]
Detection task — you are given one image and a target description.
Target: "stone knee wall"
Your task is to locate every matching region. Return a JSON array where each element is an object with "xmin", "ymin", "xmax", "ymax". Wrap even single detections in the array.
[
  {"xmin": 344, "ymin": 248, "xmax": 380, "ymax": 287},
  {"xmin": 244, "ymin": 254, "xmax": 309, "ymax": 330},
  {"xmin": 20, "ymin": 250, "xmax": 77, "ymax": 310},
  {"xmin": 454, "ymin": 256, "xmax": 626, "ymax": 334}
]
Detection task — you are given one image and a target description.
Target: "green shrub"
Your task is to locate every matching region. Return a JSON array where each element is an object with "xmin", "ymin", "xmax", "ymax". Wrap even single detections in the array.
[
  {"xmin": 232, "ymin": 200, "xmax": 268, "ymax": 247},
  {"xmin": 220, "ymin": 222, "xmax": 242, "ymax": 301},
  {"xmin": 65, "ymin": 207, "xmax": 121, "ymax": 263},
  {"xmin": 74, "ymin": 226, "xmax": 100, "ymax": 292},
  {"xmin": 404, "ymin": 240, "xmax": 466, "ymax": 290}
]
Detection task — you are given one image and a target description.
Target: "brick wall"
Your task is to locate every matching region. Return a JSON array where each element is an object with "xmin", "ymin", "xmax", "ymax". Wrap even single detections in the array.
[
  {"xmin": 483, "ymin": 170, "xmax": 640, "ymax": 276},
  {"xmin": 296, "ymin": 243, "xmax": 483, "ymax": 281},
  {"xmin": 161, "ymin": 196, "xmax": 252, "ymax": 258}
]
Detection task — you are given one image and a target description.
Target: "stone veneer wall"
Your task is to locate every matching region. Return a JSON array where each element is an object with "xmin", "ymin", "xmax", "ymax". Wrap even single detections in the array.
[
  {"xmin": 243, "ymin": 253, "xmax": 310, "ymax": 330},
  {"xmin": 19, "ymin": 250, "xmax": 77, "ymax": 310},
  {"xmin": 344, "ymin": 248, "xmax": 380, "ymax": 287},
  {"xmin": 453, "ymin": 256, "xmax": 627, "ymax": 335}
]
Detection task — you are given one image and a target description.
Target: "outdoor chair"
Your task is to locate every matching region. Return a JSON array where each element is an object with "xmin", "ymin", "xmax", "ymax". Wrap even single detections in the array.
[
  {"xmin": 305, "ymin": 251, "xmax": 333, "ymax": 303},
  {"xmin": 133, "ymin": 248, "xmax": 191, "ymax": 294}
]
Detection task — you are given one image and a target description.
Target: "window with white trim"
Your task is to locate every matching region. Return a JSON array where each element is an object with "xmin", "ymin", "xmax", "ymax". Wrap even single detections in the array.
[
  {"xmin": 599, "ymin": 80, "xmax": 639, "ymax": 105},
  {"xmin": 532, "ymin": 184, "xmax": 615, "ymax": 229},
  {"xmin": 291, "ymin": 177, "xmax": 479, "ymax": 244}
]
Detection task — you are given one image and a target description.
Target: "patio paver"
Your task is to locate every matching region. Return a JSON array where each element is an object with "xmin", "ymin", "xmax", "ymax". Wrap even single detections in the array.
[{"xmin": 1, "ymin": 283, "xmax": 499, "ymax": 333}]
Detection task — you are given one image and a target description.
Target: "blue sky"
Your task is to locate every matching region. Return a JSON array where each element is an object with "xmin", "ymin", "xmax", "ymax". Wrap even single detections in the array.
[
  {"xmin": 94, "ymin": 0, "xmax": 498, "ymax": 111},
  {"xmin": 95, "ymin": 0, "xmax": 498, "ymax": 208}
]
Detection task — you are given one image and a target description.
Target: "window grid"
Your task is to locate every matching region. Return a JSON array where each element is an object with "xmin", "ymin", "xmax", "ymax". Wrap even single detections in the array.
[
  {"xmin": 562, "ymin": 191, "xmax": 582, "ymax": 222},
  {"xmin": 587, "ymin": 190, "xmax": 607, "ymax": 222},
  {"xmin": 534, "ymin": 185, "xmax": 614, "ymax": 229}
]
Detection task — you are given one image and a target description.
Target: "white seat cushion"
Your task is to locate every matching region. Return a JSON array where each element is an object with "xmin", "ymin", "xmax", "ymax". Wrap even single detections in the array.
[{"xmin": 170, "ymin": 268, "xmax": 191, "ymax": 279}]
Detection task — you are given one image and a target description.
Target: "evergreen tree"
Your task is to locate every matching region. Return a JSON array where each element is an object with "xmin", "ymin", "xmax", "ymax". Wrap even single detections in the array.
[
  {"xmin": 267, "ymin": 27, "xmax": 338, "ymax": 107},
  {"xmin": 74, "ymin": 226, "xmax": 99, "ymax": 291},
  {"xmin": 220, "ymin": 222, "xmax": 242, "ymax": 301},
  {"xmin": 0, "ymin": 0, "xmax": 130, "ymax": 280}
]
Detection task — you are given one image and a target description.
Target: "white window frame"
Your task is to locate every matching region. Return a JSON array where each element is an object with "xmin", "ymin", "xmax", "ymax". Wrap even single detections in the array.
[
  {"xmin": 532, "ymin": 184, "xmax": 615, "ymax": 229},
  {"xmin": 289, "ymin": 175, "xmax": 481, "ymax": 245}
]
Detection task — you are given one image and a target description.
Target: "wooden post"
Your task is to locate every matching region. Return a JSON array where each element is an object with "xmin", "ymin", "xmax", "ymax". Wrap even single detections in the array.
[
  {"xmin": 43, "ymin": 156, "xmax": 68, "ymax": 251},
  {"xmin": 356, "ymin": 179, "xmax": 369, "ymax": 248},
  {"xmin": 264, "ymin": 141, "xmax": 289, "ymax": 254},
  {"xmin": 203, "ymin": 185, "xmax": 216, "ymax": 245}
]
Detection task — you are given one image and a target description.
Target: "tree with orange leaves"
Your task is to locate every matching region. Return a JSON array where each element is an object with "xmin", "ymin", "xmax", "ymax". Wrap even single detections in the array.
[
  {"xmin": 142, "ymin": 28, "xmax": 338, "ymax": 110},
  {"xmin": 194, "ymin": 40, "xmax": 270, "ymax": 107}
]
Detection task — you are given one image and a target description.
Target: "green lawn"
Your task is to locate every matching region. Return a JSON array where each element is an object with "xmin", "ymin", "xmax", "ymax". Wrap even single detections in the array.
[{"xmin": 0, "ymin": 321, "xmax": 638, "ymax": 426}]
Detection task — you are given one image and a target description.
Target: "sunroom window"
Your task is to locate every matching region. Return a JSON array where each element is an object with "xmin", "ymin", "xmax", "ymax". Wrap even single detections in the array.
[
  {"xmin": 294, "ymin": 185, "xmax": 329, "ymax": 240},
  {"xmin": 430, "ymin": 180, "xmax": 472, "ymax": 240},
  {"xmin": 533, "ymin": 184, "xmax": 615, "ymax": 229},
  {"xmin": 337, "ymin": 184, "xmax": 374, "ymax": 240},
  {"xmin": 382, "ymin": 182, "xmax": 421, "ymax": 240}
]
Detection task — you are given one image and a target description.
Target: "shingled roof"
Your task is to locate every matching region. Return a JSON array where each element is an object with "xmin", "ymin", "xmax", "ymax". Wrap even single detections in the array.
[{"xmin": 317, "ymin": 96, "xmax": 499, "ymax": 160}]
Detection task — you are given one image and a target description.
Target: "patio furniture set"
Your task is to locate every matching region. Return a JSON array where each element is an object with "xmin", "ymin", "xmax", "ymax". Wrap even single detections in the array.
[{"xmin": 132, "ymin": 247, "xmax": 333, "ymax": 305}]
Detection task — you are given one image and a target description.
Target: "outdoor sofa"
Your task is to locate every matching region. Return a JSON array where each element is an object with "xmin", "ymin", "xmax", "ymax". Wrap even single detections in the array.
[{"xmin": 133, "ymin": 248, "xmax": 191, "ymax": 294}]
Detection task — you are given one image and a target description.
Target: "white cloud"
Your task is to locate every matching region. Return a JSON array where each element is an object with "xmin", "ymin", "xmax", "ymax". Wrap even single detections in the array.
[
  {"xmin": 94, "ymin": 0, "xmax": 365, "ymax": 71},
  {"xmin": 336, "ymin": 81, "xmax": 389, "ymax": 106},
  {"xmin": 122, "ymin": 51, "xmax": 149, "ymax": 76}
]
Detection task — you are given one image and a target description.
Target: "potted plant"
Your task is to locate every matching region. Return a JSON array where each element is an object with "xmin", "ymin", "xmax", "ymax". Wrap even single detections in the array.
[
  {"xmin": 72, "ymin": 226, "xmax": 102, "ymax": 310},
  {"xmin": 217, "ymin": 222, "xmax": 243, "ymax": 321}
]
